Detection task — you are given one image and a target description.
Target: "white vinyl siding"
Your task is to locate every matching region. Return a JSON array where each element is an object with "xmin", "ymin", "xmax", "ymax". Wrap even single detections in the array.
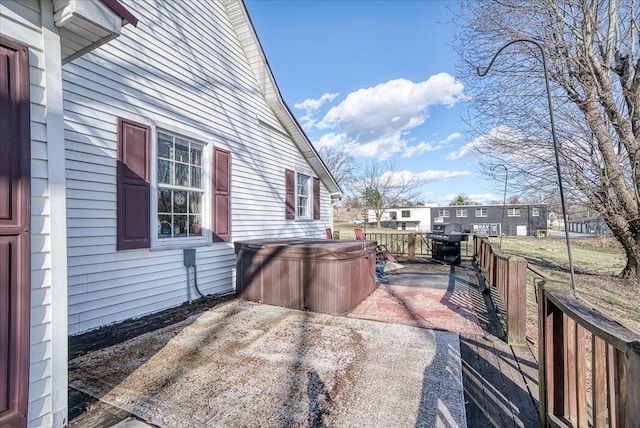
[{"xmin": 63, "ymin": 0, "xmax": 333, "ymax": 334}]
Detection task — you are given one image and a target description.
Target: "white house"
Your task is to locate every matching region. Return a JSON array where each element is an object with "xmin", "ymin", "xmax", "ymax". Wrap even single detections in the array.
[
  {"xmin": 1, "ymin": 1, "xmax": 340, "ymax": 426},
  {"xmin": 367, "ymin": 205, "xmax": 436, "ymax": 232}
]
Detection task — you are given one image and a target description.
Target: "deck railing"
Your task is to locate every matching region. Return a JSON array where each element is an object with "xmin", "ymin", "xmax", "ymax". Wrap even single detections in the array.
[
  {"xmin": 472, "ymin": 235, "xmax": 640, "ymax": 426},
  {"xmin": 362, "ymin": 232, "xmax": 472, "ymax": 258},
  {"xmin": 537, "ymin": 280, "xmax": 640, "ymax": 427},
  {"xmin": 472, "ymin": 235, "xmax": 527, "ymax": 345}
]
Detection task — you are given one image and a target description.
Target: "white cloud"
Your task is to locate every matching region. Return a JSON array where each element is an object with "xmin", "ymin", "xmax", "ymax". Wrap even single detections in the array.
[
  {"xmin": 308, "ymin": 73, "xmax": 465, "ymax": 159},
  {"xmin": 414, "ymin": 169, "xmax": 472, "ymax": 182},
  {"xmin": 402, "ymin": 132, "xmax": 461, "ymax": 158},
  {"xmin": 375, "ymin": 169, "xmax": 471, "ymax": 186},
  {"xmin": 314, "ymin": 132, "xmax": 405, "ymax": 160},
  {"xmin": 294, "ymin": 92, "xmax": 340, "ymax": 113},
  {"xmin": 446, "ymin": 126, "xmax": 519, "ymax": 160}
]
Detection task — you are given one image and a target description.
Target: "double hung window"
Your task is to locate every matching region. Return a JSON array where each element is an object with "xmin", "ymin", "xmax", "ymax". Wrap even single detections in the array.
[
  {"xmin": 156, "ymin": 132, "xmax": 204, "ymax": 239},
  {"xmin": 296, "ymin": 172, "xmax": 311, "ymax": 218},
  {"xmin": 285, "ymin": 168, "xmax": 320, "ymax": 221}
]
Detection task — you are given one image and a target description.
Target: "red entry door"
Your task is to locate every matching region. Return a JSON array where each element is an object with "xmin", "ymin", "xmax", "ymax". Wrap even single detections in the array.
[{"xmin": 0, "ymin": 35, "xmax": 31, "ymax": 428}]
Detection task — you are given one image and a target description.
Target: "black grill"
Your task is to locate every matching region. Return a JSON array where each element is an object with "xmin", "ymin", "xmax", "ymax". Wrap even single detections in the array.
[{"xmin": 426, "ymin": 222, "xmax": 468, "ymax": 265}]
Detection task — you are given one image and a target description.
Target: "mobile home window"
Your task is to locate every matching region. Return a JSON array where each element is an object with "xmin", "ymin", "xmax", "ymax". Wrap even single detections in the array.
[
  {"xmin": 476, "ymin": 207, "xmax": 487, "ymax": 217},
  {"xmin": 401, "ymin": 210, "xmax": 410, "ymax": 218},
  {"xmin": 456, "ymin": 208, "xmax": 467, "ymax": 217},
  {"xmin": 508, "ymin": 207, "xmax": 521, "ymax": 217},
  {"xmin": 439, "ymin": 209, "xmax": 450, "ymax": 218}
]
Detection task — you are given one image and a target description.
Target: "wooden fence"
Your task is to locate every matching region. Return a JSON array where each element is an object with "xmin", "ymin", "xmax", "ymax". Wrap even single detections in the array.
[
  {"xmin": 362, "ymin": 232, "xmax": 472, "ymax": 258},
  {"xmin": 537, "ymin": 280, "xmax": 640, "ymax": 427},
  {"xmin": 472, "ymin": 235, "xmax": 640, "ymax": 426},
  {"xmin": 472, "ymin": 235, "xmax": 527, "ymax": 345}
]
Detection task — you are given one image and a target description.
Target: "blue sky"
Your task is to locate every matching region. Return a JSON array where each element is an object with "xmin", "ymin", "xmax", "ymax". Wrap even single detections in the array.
[{"xmin": 245, "ymin": 0, "xmax": 497, "ymax": 205}]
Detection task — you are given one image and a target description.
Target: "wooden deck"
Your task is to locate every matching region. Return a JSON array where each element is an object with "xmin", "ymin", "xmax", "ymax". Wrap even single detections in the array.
[
  {"xmin": 460, "ymin": 263, "xmax": 540, "ymax": 427},
  {"xmin": 68, "ymin": 260, "xmax": 540, "ymax": 427}
]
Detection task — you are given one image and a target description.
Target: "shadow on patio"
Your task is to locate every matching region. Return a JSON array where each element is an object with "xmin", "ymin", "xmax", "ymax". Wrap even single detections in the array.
[{"xmin": 67, "ymin": 259, "xmax": 538, "ymax": 427}]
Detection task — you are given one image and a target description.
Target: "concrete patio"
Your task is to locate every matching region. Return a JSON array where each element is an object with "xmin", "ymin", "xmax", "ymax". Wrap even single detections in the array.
[{"xmin": 68, "ymin": 260, "xmax": 539, "ymax": 427}]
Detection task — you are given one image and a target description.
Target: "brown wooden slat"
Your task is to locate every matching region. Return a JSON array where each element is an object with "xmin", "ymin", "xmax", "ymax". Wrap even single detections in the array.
[
  {"xmin": 565, "ymin": 316, "xmax": 577, "ymax": 421},
  {"xmin": 591, "ymin": 335, "xmax": 607, "ymax": 428},
  {"xmin": 625, "ymin": 344, "xmax": 640, "ymax": 427},
  {"xmin": 615, "ymin": 348, "xmax": 627, "ymax": 428},
  {"xmin": 575, "ymin": 325, "xmax": 587, "ymax": 428},
  {"xmin": 607, "ymin": 344, "xmax": 618, "ymax": 428}
]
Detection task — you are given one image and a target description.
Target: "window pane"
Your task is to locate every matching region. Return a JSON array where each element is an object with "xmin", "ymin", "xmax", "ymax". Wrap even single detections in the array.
[
  {"xmin": 297, "ymin": 174, "xmax": 309, "ymax": 195},
  {"xmin": 158, "ymin": 159, "xmax": 172, "ymax": 185},
  {"xmin": 191, "ymin": 166, "xmax": 202, "ymax": 189},
  {"xmin": 158, "ymin": 133, "xmax": 172, "ymax": 159},
  {"xmin": 174, "ymin": 191, "xmax": 187, "ymax": 213},
  {"xmin": 191, "ymin": 145, "xmax": 202, "ymax": 166},
  {"xmin": 175, "ymin": 139, "xmax": 189, "ymax": 163},
  {"xmin": 173, "ymin": 215, "xmax": 187, "ymax": 237},
  {"xmin": 189, "ymin": 192, "xmax": 202, "ymax": 214},
  {"xmin": 189, "ymin": 215, "xmax": 202, "ymax": 236},
  {"xmin": 175, "ymin": 164, "xmax": 189, "ymax": 187},
  {"xmin": 158, "ymin": 214, "xmax": 172, "ymax": 238},
  {"xmin": 158, "ymin": 188, "xmax": 172, "ymax": 213},
  {"xmin": 297, "ymin": 196, "xmax": 308, "ymax": 217}
]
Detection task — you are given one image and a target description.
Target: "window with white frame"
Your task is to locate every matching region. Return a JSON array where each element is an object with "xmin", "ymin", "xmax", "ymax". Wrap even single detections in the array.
[
  {"xmin": 389, "ymin": 211, "xmax": 398, "ymax": 220},
  {"xmin": 439, "ymin": 209, "xmax": 450, "ymax": 218},
  {"xmin": 156, "ymin": 131, "xmax": 205, "ymax": 239},
  {"xmin": 532, "ymin": 207, "xmax": 540, "ymax": 216},
  {"xmin": 476, "ymin": 207, "xmax": 487, "ymax": 217},
  {"xmin": 296, "ymin": 172, "xmax": 311, "ymax": 218},
  {"xmin": 508, "ymin": 207, "xmax": 521, "ymax": 217},
  {"xmin": 456, "ymin": 208, "xmax": 468, "ymax": 217}
]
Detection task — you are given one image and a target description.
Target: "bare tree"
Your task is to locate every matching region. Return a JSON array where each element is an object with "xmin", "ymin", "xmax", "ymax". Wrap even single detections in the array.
[
  {"xmin": 318, "ymin": 146, "xmax": 357, "ymax": 190},
  {"xmin": 455, "ymin": 0, "xmax": 640, "ymax": 281},
  {"xmin": 354, "ymin": 161, "xmax": 422, "ymax": 228}
]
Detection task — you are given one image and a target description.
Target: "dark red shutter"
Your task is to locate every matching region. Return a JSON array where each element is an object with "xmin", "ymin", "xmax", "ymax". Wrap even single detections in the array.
[
  {"xmin": 0, "ymin": 35, "xmax": 30, "ymax": 428},
  {"xmin": 117, "ymin": 118, "xmax": 150, "ymax": 250},
  {"xmin": 285, "ymin": 169, "xmax": 295, "ymax": 219},
  {"xmin": 313, "ymin": 177, "xmax": 320, "ymax": 220},
  {"xmin": 212, "ymin": 147, "xmax": 231, "ymax": 242}
]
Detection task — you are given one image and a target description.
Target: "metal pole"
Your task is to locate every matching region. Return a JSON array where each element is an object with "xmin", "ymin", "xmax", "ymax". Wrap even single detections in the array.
[
  {"xmin": 477, "ymin": 38, "xmax": 576, "ymax": 293},
  {"xmin": 490, "ymin": 164, "xmax": 508, "ymax": 248}
]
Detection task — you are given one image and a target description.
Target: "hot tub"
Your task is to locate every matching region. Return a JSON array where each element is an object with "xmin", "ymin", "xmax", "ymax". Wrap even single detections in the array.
[{"xmin": 235, "ymin": 238, "xmax": 377, "ymax": 314}]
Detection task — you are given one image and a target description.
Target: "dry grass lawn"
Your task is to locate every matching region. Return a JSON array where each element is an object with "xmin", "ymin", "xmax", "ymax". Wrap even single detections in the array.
[{"xmin": 494, "ymin": 236, "xmax": 639, "ymax": 345}]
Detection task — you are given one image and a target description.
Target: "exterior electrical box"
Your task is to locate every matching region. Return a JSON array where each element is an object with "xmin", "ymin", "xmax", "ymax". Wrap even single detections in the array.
[{"xmin": 183, "ymin": 248, "xmax": 196, "ymax": 267}]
